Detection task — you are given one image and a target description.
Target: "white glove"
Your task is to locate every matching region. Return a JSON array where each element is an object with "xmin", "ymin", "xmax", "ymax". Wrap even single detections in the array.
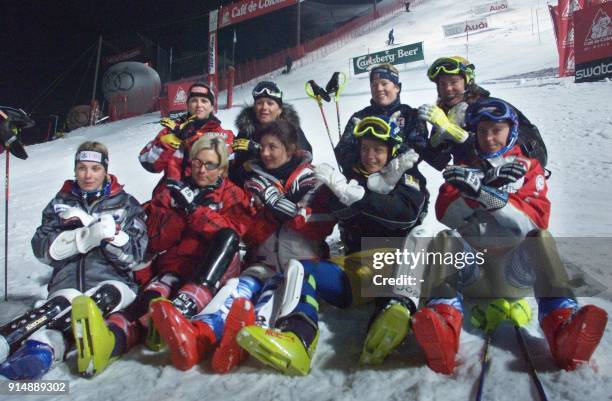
[
  {"xmin": 58, "ymin": 207, "xmax": 95, "ymax": 227},
  {"xmin": 314, "ymin": 163, "xmax": 365, "ymax": 206},
  {"xmin": 75, "ymin": 214, "xmax": 116, "ymax": 253},
  {"xmin": 367, "ymin": 149, "xmax": 419, "ymax": 194}
]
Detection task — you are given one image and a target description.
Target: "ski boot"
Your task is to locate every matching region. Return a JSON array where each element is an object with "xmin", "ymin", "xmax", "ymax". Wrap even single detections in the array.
[
  {"xmin": 360, "ymin": 299, "xmax": 413, "ymax": 365},
  {"xmin": 0, "ymin": 340, "xmax": 54, "ymax": 380},
  {"xmin": 149, "ymin": 298, "xmax": 215, "ymax": 371},
  {"xmin": 211, "ymin": 298, "xmax": 256, "ymax": 373},
  {"xmin": 237, "ymin": 316, "xmax": 319, "ymax": 376},
  {"xmin": 71, "ymin": 295, "xmax": 116, "ymax": 377},
  {"xmin": 541, "ymin": 304, "xmax": 607, "ymax": 370},
  {"xmin": 412, "ymin": 304, "xmax": 463, "ymax": 374}
]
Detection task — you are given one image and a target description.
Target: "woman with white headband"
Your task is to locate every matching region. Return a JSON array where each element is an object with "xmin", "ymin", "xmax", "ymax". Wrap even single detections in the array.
[{"xmin": 0, "ymin": 141, "xmax": 147, "ymax": 380}]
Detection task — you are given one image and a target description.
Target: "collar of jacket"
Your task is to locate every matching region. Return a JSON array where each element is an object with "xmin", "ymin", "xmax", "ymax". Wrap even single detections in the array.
[
  {"xmin": 235, "ymin": 103, "xmax": 301, "ymax": 137},
  {"xmin": 246, "ymin": 150, "xmax": 312, "ymax": 187},
  {"xmin": 368, "ymin": 96, "xmax": 401, "ymax": 113}
]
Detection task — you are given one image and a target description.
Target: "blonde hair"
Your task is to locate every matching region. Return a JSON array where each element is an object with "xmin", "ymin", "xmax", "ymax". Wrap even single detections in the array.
[
  {"xmin": 76, "ymin": 141, "xmax": 108, "ymax": 157},
  {"xmin": 189, "ymin": 136, "xmax": 229, "ymax": 172}
]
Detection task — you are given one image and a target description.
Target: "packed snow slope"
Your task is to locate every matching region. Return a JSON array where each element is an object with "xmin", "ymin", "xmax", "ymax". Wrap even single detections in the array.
[{"xmin": 2, "ymin": 0, "xmax": 611, "ymax": 400}]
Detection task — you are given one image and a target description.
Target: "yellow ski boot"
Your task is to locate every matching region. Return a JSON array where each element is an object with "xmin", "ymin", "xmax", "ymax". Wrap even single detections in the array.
[{"xmin": 360, "ymin": 301, "xmax": 411, "ymax": 365}]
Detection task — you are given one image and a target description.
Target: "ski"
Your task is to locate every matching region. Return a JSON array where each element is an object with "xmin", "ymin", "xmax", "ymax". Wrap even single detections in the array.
[{"xmin": 514, "ymin": 326, "xmax": 549, "ymax": 401}]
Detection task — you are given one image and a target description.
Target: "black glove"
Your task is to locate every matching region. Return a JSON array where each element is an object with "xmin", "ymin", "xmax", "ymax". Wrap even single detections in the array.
[
  {"xmin": 443, "ymin": 166, "xmax": 483, "ymax": 197},
  {"xmin": 192, "ymin": 186, "xmax": 216, "ymax": 209},
  {"xmin": 166, "ymin": 179, "xmax": 198, "ymax": 213},
  {"xmin": 484, "ymin": 161, "xmax": 527, "ymax": 188},
  {"xmin": 307, "ymin": 80, "xmax": 331, "ymax": 102},
  {"xmin": 232, "ymin": 138, "xmax": 261, "ymax": 155},
  {"xmin": 244, "ymin": 175, "xmax": 283, "ymax": 208},
  {"xmin": 325, "ymin": 72, "xmax": 341, "ymax": 95}
]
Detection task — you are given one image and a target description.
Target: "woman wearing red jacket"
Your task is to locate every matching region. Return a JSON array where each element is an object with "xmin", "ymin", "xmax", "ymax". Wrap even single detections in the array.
[
  {"xmin": 414, "ymin": 98, "xmax": 607, "ymax": 375},
  {"xmin": 139, "ymin": 82, "xmax": 234, "ymax": 194}
]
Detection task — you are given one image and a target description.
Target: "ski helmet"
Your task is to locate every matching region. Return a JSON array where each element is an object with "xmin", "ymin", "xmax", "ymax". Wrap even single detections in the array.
[
  {"xmin": 353, "ymin": 114, "xmax": 403, "ymax": 156},
  {"xmin": 428, "ymin": 56, "xmax": 475, "ymax": 84},
  {"xmin": 465, "ymin": 98, "xmax": 519, "ymax": 159}
]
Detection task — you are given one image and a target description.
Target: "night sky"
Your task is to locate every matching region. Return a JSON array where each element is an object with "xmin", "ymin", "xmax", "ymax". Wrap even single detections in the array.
[{"xmin": 1, "ymin": 0, "xmax": 374, "ymax": 142}]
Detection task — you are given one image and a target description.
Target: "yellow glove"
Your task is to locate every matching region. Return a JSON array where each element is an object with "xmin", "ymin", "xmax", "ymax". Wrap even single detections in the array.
[
  {"xmin": 160, "ymin": 117, "xmax": 178, "ymax": 132},
  {"xmin": 418, "ymin": 104, "xmax": 469, "ymax": 147},
  {"xmin": 160, "ymin": 133, "xmax": 182, "ymax": 149}
]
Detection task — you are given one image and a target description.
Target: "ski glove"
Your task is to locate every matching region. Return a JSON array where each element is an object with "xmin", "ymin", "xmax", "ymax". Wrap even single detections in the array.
[
  {"xmin": 484, "ymin": 160, "xmax": 527, "ymax": 188},
  {"xmin": 75, "ymin": 214, "xmax": 117, "ymax": 254},
  {"xmin": 307, "ymin": 80, "xmax": 331, "ymax": 102},
  {"xmin": 367, "ymin": 148, "xmax": 420, "ymax": 194},
  {"xmin": 58, "ymin": 207, "xmax": 95, "ymax": 228},
  {"xmin": 160, "ymin": 133, "xmax": 182, "ymax": 149},
  {"xmin": 166, "ymin": 180, "xmax": 200, "ymax": 213},
  {"xmin": 232, "ymin": 138, "xmax": 261, "ymax": 155},
  {"xmin": 418, "ymin": 104, "xmax": 469, "ymax": 147},
  {"xmin": 244, "ymin": 175, "xmax": 283, "ymax": 207},
  {"xmin": 444, "ymin": 166, "xmax": 508, "ymax": 210},
  {"xmin": 314, "ymin": 163, "xmax": 365, "ymax": 206}
]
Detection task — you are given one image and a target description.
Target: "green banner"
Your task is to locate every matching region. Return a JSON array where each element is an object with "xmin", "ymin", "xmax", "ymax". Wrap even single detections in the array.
[{"xmin": 352, "ymin": 42, "xmax": 424, "ymax": 75}]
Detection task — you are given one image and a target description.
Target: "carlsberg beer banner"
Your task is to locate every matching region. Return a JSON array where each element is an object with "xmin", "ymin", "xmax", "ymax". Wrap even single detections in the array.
[
  {"xmin": 472, "ymin": 0, "xmax": 509, "ymax": 16},
  {"xmin": 352, "ymin": 42, "xmax": 424, "ymax": 74},
  {"xmin": 443, "ymin": 17, "xmax": 490, "ymax": 37}
]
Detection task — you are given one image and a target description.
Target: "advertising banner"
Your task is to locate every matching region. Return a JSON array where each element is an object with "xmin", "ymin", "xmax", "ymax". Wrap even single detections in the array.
[
  {"xmin": 472, "ymin": 0, "xmax": 509, "ymax": 16},
  {"xmin": 166, "ymin": 81, "xmax": 195, "ymax": 113},
  {"xmin": 443, "ymin": 17, "xmax": 490, "ymax": 37},
  {"xmin": 351, "ymin": 42, "xmax": 424, "ymax": 75},
  {"xmin": 574, "ymin": 2, "xmax": 612, "ymax": 82},
  {"xmin": 218, "ymin": 0, "xmax": 297, "ymax": 28},
  {"xmin": 556, "ymin": 0, "xmax": 587, "ymax": 76}
]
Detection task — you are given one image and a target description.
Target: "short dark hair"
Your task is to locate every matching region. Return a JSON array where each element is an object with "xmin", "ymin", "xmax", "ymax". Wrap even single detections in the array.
[{"xmin": 254, "ymin": 120, "xmax": 298, "ymax": 152}]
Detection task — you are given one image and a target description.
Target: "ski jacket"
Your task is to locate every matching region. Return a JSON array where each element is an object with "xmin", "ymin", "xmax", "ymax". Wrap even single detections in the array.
[
  {"xmin": 334, "ymin": 97, "xmax": 429, "ymax": 173},
  {"xmin": 242, "ymin": 151, "xmax": 336, "ymax": 271},
  {"xmin": 146, "ymin": 177, "xmax": 252, "ymax": 279},
  {"xmin": 331, "ymin": 163, "xmax": 429, "ymax": 254},
  {"xmin": 139, "ymin": 114, "xmax": 235, "ymax": 192},
  {"xmin": 31, "ymin": 175, "xmax": 147, "ymax": 294},
  {"xmin": 230, "ymin": 103, "xmax": 312, "ymax": 186},
  {"xmin": 435, "ymin": 145, "xmax": 550, "ymax": 240}
]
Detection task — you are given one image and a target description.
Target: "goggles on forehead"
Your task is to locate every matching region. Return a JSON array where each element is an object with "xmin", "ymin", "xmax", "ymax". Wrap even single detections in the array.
[
  {"xmin": 353, "ymin": 116, "xmax": 402, "ymax": 144},
  {"xmin": 252, "ymin": 83, "xmax": 282, "ymax": 100},
  {"xmin": 465, "ymin": 99, "xmax": 515, "ymax": 128},
  {"xmin": 427, "ymin": 58, "xmax": 475, "ymax": 81}
]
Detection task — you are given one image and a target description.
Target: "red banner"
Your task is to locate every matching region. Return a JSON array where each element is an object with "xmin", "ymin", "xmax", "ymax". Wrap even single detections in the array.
[
  {"xmin": 218, "ymin": 0, "xmax": 297, "ymax": 28},
  {"xmin": 574, "ymin": 1, "xmax": 612, "ymax": 82},
  {"xmin": 556, "ymin": 0, "xmax": 587, "ymax": 76},
  {"xmin": 166, "ymin": 81, "xmax": 195, "ymax": 113}
]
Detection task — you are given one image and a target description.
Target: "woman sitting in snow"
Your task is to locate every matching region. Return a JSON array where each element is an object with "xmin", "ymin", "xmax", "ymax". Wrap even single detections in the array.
[
  {"xmin": 81, "ymin": 136, "xmax": 253, "ymax": 368},
  {"xmin": 414, "ymin": 97, "xmax": 607, "ymax": 374},
  {"xmin": 0, "ymin": 141, "xmax": 147, "ymax": 379},
  {"xmin": 229, "ymin": 80, "xmax": 312, "ymax": 186}
]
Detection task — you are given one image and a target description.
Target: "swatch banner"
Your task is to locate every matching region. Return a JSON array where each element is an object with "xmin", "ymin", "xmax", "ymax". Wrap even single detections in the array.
[
  {"xmin": 472, "ymin": 0, "xmax": 509, "ymax": 15},
  {"xmin": 574, "ymin": 1, "xmax": 612, "ymax": 82},
  {"xmin": 218, "ymin": 0, "xmax": 297, "ymax": 28},
  {"xmin": 443, "ymin": 17, "xmax": 490, "ymax": 37},
  {"xmin": 556, "ymin": 0, "xmax": 587, "ymax": 76}
]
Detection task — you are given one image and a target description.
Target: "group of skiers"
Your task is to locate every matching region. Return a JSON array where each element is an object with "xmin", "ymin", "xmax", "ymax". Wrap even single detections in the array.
[{"xmin": 0, "ymin": 56, "xmax": 607, "ymax": 381}]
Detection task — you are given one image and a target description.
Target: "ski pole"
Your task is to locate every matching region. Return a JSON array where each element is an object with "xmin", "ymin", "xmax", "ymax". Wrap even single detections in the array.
[
  {"xmin": 509, "ymin": 299, "xmax": 549, "ymax": 401},
  {"xmin": 471, "ymin": 299, "xmax": 511, "ymax": 401},
  {"xmin": 306, "ymin": 80, "xmax": 338, "ymax": 169},
  {"xmin": 325, "ymin": 72, "xmax": 347, "ymax": 142},
  {"xmin": 4, "ymin": 148, "xmax": 9, "ymax": 301}
]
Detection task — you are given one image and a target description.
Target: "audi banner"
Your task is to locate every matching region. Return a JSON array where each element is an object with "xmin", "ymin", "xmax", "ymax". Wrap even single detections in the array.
[
  {"xmin": 574, "ymin": 2, "xmax": 612, "ymax": 82},
  {"xmin": 218, "ymin": 0, "xmax": 297, "ymax": 29}
]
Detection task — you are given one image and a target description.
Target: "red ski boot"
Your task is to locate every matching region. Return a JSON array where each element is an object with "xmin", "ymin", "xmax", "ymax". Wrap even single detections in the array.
[
  {"xmin": 541, "ymin": 305, "xmax": 607, "ymax": 370},
  {"xmin": 412, "ymin": 304, "xmax": 463, "ymax": 374},
  {"xmin": 149, "ymin": 299, "xmax": 215, "ymax": 370},
  {"xmin": 211, "ymin": 298, "xmax": 256, "ymax": 374}
]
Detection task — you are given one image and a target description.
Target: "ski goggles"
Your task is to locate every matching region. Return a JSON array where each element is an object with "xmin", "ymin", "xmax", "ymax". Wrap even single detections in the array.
[
  {"xmin": 427, "ymin": 58, "xmax": 474, "ymax": 82},
  {"xmin": 252, "ymin": 82, "xmax": 283, "ymax": 103},
  {"xmin": 465, "ymin": 99, "xmax": 517, "ymax": 129},
  {"xmin": 190, "ymin": 158, "xmax": 220, "ymax": 171},
  {"xmin": 353, "ymin": 116, "xmax": 402, "ymax": 144}
]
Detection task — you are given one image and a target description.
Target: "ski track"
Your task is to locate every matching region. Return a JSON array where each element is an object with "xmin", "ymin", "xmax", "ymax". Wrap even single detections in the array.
[{"xmin": 2, "ymin": 0, "xmax": 612, "ymax": 400}]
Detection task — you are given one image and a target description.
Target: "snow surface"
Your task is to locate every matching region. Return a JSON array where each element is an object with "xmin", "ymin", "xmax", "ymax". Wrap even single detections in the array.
[{"xmin": 2, "ymin": 0, "xmax": 612, "ymax": 400}]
